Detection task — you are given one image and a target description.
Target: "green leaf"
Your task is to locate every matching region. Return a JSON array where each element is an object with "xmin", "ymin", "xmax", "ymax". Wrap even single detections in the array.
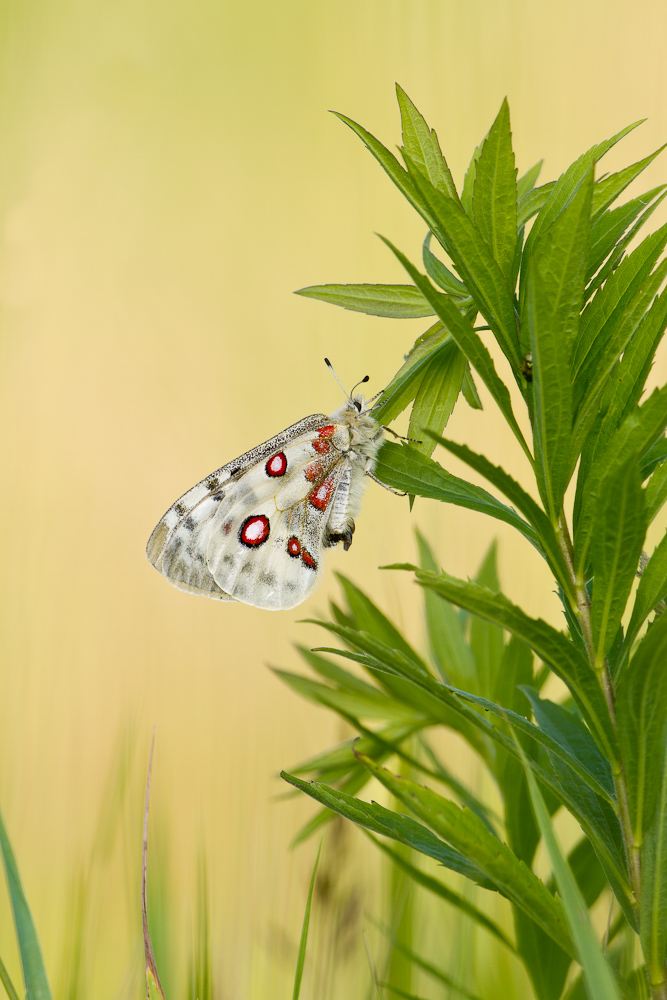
[
  {"xmin": 396, "ymin": 85, "xmax": 458, "ymax": 200},
  {"xmin": 590, "ymin": 459, "xmax": 646, "ymax": 664},
  {"xmin": 292, "ymin": 839, "xmax": 322, "ymax": 1000},
  {"xmin": 595, "ymin": 287, "xmax": 667, "ymax": 452},
  {"xmin": 422, "ymin": 234, "xmax": 470, "ymax": 298},
  {"xmin": 524, "ymin": 166, "xmax": 593, "ymax": 357},
  {"xmin": 294, "ymin": 283, "xmax": 435, "ymax": 318},
  {"xmin": 524, "ymin": 121, "xmax": 644, "ymax": 262},
  {"xmin": 469, "ymin": 542, "xmax": 505, "ymax": 699},
  {"xmin": 0, "ymin": 954, "xmax": 20, "ymax": 1000},
  {"xmin": 357, "ymin": 754, "xmax": 574, "ymax": 957},
  {"xmin": 407, "ymin": 568, "xmax": 616, "ymax": 761},
  {"xmin": 576, "ymin": 385, "xmax": 667, "ymax": 575},
  {"xmin": 472, "ymin": 98, "xmax": 518, "ymax": 286},
  {"xmin": 573, "ymin": 223, "xmax": 667, "ymax": 381},
  {"xmin": 587, "ymin": 187, "xmax": 667, "ymax": 282},
  {"xmin": 378, "ymin": 237, "xmax": 531, "ymax": 458},
  {"xmin": 369, "ymin": 836, "xmax": 513, "ymax": 949},
  {"xmin": 461, "ymin": 363, "xmax": 483, "ymax": 409},
  {"xmin": 407, "ymin": 341, "xmax": 466, "ymax": 459},
  {"xmin": 371, "ymin": 326, "xmax": 450, "ymax": 425},
  {"xmin": 0, "ymin": 808, "xmax": 52, "ymax": 1000},
  {"xmin": 332, "ymin": 111, "xmax": 428, "ymax": 221},
  {"xmin": 281, "ymin": 772, "xmax": 493, "ymax": 886},
  {"xmin": 525, "ymin": 259, "xmax": 574, "ymax": 517},
  {"xmin": 616, "ymin": 612, "xmax": 667, "ymax": 843},
  {"xmin": 335, "ymin": 575, "xmax": 430, "ymax": 672},
  {"xmin": 404, "ymin": 163, "xmax": 521, "ymax": 368},
  {"xmin": 461, "ymin": 140, "xmax": 483, "ymax": 218},
  {"xmin": 585, "ymin": 189, "xmax": 667, "ymax": 302},
  {"xmin": 375, "ymin": 441, "xmax": 539, "ymax": 546},
  {"xmin": 415, "ymin": 530, "xmax": 477, "ymax": 688},
  {"xmin": 274, "ymin": 669, "xmax": 421, "ymax": 722},
  {"xmin": 640, "ymin": 738, "xmax": 667, "ymax": 985},
  {"xmin": 517, "ymin": 743, "xmax": 621, "ymax": 1000},
  {"xmin": 517, "ymin": 160, "xmax": 543, "ymax": 201},
  {"xmin": 645, "ymin": 457, "xmax": 667, "ymax": 524},
  {"xmin": 430, "ymin": 434, "xmax": 573, "ymax": 600},
  {"xmin": 520, "ymin": 689, "xmax": 615, "ymax": 800},
  {"xmin": 518, "ymin": 182, "xmax": 556, "ymax": 228},
  {"xmin": 454, "ymin": 687, "xmax": 615, "ymax": 805},
  {"xmin": 623, "ymin": 530, "xmax": 667, "ymax": 660},
  {"xmin": 591, "ymin": 144, "xmax": 667, "ymax": 218}
]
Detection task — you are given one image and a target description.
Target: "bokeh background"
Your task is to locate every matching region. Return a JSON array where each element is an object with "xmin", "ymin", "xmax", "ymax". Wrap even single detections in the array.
[{"xmin": 1, "ymin": 0, "xmax": 667, "ymax": 996}]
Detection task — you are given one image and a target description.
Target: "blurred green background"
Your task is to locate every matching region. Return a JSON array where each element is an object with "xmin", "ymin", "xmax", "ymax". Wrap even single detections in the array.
[{"xmin": 1, "ymin": 0, "xmax": 666, "ymax": 995}]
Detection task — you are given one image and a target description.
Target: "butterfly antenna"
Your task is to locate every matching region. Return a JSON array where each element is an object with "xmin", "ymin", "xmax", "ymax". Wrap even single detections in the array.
[{"xmin": 324, "ymin": 357, "xmax": 353, "ymax": 401}]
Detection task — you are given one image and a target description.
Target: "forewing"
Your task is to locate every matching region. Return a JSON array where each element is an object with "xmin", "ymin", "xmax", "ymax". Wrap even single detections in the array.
[{"xmin": 146, "ymin": 413, "xmax": 328, "ymax": 597}]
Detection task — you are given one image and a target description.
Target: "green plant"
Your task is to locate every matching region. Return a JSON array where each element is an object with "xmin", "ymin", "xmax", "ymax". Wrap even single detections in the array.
[{"xmin": 280, "ymin": 87, "xmax": 667, "ymax": 999}]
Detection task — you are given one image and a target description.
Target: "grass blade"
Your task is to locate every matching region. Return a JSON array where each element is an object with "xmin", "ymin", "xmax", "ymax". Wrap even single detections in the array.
[
  {"xmin": 517, "ymin": 740, "xmax": 621, "ymax": 1000},
  {"xmin": 292, "ymin": 839, "xmax": 322, "ymax": 1000},
  {"xmin": 142, "ymin": 734, "xmax": 166, "ymax": 1000},
  {"xmin": 0, "ymin": 809, "xmax": 52, "ymax": 1000}
]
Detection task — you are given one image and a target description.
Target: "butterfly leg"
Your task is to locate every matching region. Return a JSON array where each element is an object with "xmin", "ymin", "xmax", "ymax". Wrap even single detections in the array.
[
  {"xmin": 379, "ymin": 425, "xmax": 422, "ymax": 444},
  {"xmin": 365, "ymin": 470, "xmax": 406, "ymax": 496}
]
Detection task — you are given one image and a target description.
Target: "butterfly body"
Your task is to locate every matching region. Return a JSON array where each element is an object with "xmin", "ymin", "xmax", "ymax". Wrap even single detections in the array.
[{"xmin": 147, "ymin": 396, "xmax": 382, "ymax": 610}]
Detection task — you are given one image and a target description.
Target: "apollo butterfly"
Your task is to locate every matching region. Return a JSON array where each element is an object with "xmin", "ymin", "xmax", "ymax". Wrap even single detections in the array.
[{"xmin": 146, "ymin": 364, "xmax": 387, "ymax": 610}]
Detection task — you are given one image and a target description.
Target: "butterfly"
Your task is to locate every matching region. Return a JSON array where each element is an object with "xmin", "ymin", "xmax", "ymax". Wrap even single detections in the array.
[{"xmin": 146, "ymin": 368, "xmax": 387, "ymax": 611}]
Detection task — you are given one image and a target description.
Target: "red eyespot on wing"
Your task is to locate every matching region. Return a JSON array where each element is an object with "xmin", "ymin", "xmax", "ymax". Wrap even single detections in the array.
[
  {"xmin": 312, "ymin": 439, "xmax": 331, "ymax": 455},
  {"xmin": 309, "ymin": 476, "xmax": 335, "ymax": 511},
  {"xmin": 302, "ymin": 549, "xmax": 317, "ymax": 569},
  {"xmin": 305, "ymin": 459, "xmax": 327, "ymax": 482},
  {"xmin": 239, "ymin": 514, "xmax": 270, "ymax": 547},
  {"xmin": 287, "ymin": 536, "xmax": 301, "ymax": 558},
  {"xmin": 265, "ymin": 452, "xmax": 287, "ymax": 477},
  {"xmin": 318, "ymin": 425, "xmax": 336, "ymax": 438}
]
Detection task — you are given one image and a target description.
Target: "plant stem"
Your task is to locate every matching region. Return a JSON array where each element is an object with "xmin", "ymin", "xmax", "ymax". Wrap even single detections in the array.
[{"xmin": 555, "ymin": 513, "xmax": 642, "ymax": 910}]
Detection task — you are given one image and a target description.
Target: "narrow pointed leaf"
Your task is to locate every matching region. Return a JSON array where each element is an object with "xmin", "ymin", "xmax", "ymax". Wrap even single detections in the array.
[
  {"xmin": 575, "ymin": 385, "xmax": 667, "ymax": 574},
  {"xmin": 525, "ymin": 262, "xmax": 574, "ymax": 517},
  {"xmin": 624, "ymin": 529, "xmax": 667, "ymax": 657},
  {"xmin": 518, "ymin": 182, "xmax": 556, "ymax": 227},
  {"xmin": 379, "ymin": 237, "xmax": 531, "ymax": 458},
  {"xmin": 396, "ymin": 85, "xmax": 458, "ymax": 200},
  {"xmin": 371, "ymin": 327, "xmax": 450, "ymax": 425},
  {"xmin": 645, "ymin": 457, "xmax": 667, "ymax": 524},
  {"xmin": 374, "ymin": 441, "xmax": 539, "ymax": 546},
  {"xmin": 472, "ymin": 99, "xmax": 518, "ymax": 285},
  {"xmin": 524, "ymin": 121, "xmax": 643, "ymax": 258},
  {"xmin": 422, "ymin": 235, "xmax": 470, "ymax": 297},
  {"xmin": 616, "ymin": 612, "xmax": 667, "ymax": 842},
  {"xmin": 590, "ymin": 459, "xmax": 647, "ymax": 664},
  {"xmin": 415, "ymin": 530, "xmax": 477, "ymax": 688},
  {"xmin": 294, "ymin": 283, "xmax": 435, "ymax": 318},
  {"xmin": 405, "ymin": 164, "xmax": 521, "ymax": 368},
  {"xmin": 591, "ymin": 144, "xmax": 667, "ymax": 218},
  {"xmin": 461, "ymin": 141, "xmax": 483, "ymax": 218},
  {"xmin": 0, "ymin": 810, "xmax": 51, "ymax": 1000},
  {"xmin": 409, "ymin": 568, "xmax": 616, "ymax": 760},
  {"xmin": 357, "ymin": 754, "xmax": 574, "ymax": 956},
  {"xmin": 369, "ymin": 836, "xmax": 513, "ymax": 949},
  {"xmin": 407, "ymin": 341, "xmax": 466, "ymax": 458},
  {"xmin": 430, "ymin": 433, "xmax": 573, "ymax": 600},
  {"xmin": 281, "ymin": 772, "xmax": 494, "ymax": 886},
  {"xmin": 587, "ymin": 187, "xmax": 667, "ymax": 282},
  {"xmin": 517, "ymin": 160, "xmax": 543, "ymax": 201},
  {"xmin": 640, "ymin": 746, "xmax": 667, "ymax": 984},
  {"xmin": 335, "ymin": 575, "xmax": 430, "ymax": 672}
]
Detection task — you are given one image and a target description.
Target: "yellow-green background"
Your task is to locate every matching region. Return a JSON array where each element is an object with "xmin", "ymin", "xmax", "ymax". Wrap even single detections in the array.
[{"xmin": 1, "ymin": 0, "xmax": 666, "ymax": 995}]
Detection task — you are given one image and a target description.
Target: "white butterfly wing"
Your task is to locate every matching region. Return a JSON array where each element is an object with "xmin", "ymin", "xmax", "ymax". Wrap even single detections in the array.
[{"xmin": 147, "ymin": 414, "xmax": 347, "ymax": 604}]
